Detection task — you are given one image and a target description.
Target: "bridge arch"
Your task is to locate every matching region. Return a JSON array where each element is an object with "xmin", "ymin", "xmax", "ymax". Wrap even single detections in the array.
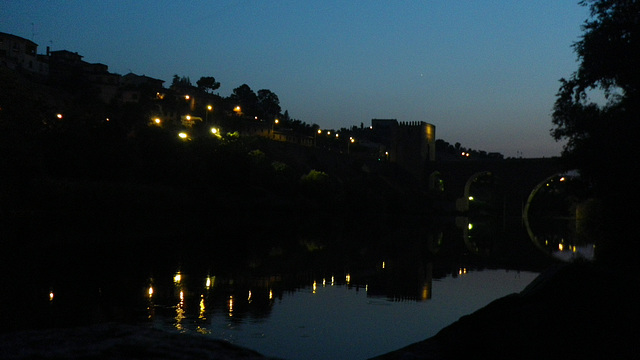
[
  {"xmin": 456, "ymin": 171, "xmax": 493, "ymax": 212},
  {"xmin": 427, "ymin": 171, "xmax": 444, "ymax": 193},
  {"xmin": 523, "ymin": 170, "xmax": 594, "ymax": 261}
]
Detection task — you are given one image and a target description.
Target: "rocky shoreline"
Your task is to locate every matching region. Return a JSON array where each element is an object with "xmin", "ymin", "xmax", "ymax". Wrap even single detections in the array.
[{"xmin": 1, "ymin": 263, "xmax": 634, "ymax": 359}]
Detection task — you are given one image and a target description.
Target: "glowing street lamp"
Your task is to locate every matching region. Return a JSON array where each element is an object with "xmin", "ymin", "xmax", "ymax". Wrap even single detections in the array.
[
  {"xmin": 206, "ymin": 105, "xmax": 213, "ymax": 123},
  {"xmin": 271, "ymin": 118, "xmax": 279, "ymax": 139},
  {"xmin": 233, "ymin": 106, "xmax": 241, "ymax": 114},
  {"xmin": 178, "ymin": 132, "xmax": 188, "ymax": 140}
]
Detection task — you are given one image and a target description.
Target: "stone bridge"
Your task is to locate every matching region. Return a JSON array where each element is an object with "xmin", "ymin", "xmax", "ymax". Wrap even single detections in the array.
[{"xmin": 425, "ymin": 158, "xmax": 568, "ymax": 216}]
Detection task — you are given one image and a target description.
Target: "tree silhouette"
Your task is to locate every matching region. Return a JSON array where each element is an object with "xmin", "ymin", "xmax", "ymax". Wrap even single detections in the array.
[
  {"xmin": 552, "ymin": 0, "xmax": 640, "ymax": 262},
  {"xmin": 257, "ymin": 89, "xmax": 281, "ymax": 121},
  {"xmin": 196, "ymin": 76, "xmax": 221, "ymax": 93},
  {"xmin": 229, "ymin": 84, "xmax": 259, "ymax": 118},
  {"xmin": 552, "ymin": 0, "xmax": 640, "ymax": 190}
]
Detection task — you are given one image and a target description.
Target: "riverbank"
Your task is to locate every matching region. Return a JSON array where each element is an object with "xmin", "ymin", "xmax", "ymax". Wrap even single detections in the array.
[
  {"xmin": 0, "ymin": 323, "xmax": 279, "ymax": 360},
  {"xmin": 370, "ymin": 262, "xmax": 635, "ymax": 359}
]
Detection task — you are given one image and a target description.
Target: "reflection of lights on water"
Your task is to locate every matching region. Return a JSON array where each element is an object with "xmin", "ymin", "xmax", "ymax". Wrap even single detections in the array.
[
  {"xmin": 458, "ymin": 268, "xmax": 468, "ymax": 275},
  {"xmin": 559, "ymin": 243, "xmax": 564, "ymax": 251},
  {"xmin": 248, "ymin": 290, "xmax": 252, "ymax": 302},
  {"xmin": 174, "ymin": 272, "xmax": 182, "ymax": 284},
  {"xmin": 559, "ymin": 177, "xmax": 566, "ymax": 182},
  {"xmin": 269, "ymin": 289, "xmax": 273, "ymax": 300},
  {"xmin": 148, "ymin": 286, "xmax": 154, "ymax": 297},
  {"xmin": 175, "ymin": 293, "xmax": 185, "ymax": 330},
  {"xmin": 382, "ymin": 261, "xmax": 386, "ymax": 269},
  {"xmin": 322, "ymin": 278, "xmax": 326, "ymax": 287},
  {"xmin": 199, "ymin": 296, "xmax": 206, "ymax": 320},
  {"xmin": 346, "ymin": 274, "xmax": 351, "ymax": 284},
  {"xmin": 468, "ymin": 223, "xmax": 473, "ymax": 230},
  {"xmin": 49, "ymin": 291, "xmax": 54, "ymax": 301},
  {"xmin": 313, "ymin": 281, "xmax": 317, "ymax": 294},
  {"xmin": 331, "ymin": 276, "xmax": 335, "ymax": 286},
  {"xmin": 205, "ymin": 276, "xmax": 214, "ymax": 289},
  {"xmin": 421, "ymin": 283, "xmax": 430, "ymax": 300},
  {"xmin": 468, "ymin": 196, "xmax": 474, "ymax": 201},
  {"xmin": 228, "ymin": 296, "xmax": 234, "ymax": 317}
]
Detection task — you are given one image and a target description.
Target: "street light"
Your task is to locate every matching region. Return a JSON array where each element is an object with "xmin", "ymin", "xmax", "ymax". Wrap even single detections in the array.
[
  {"xmin": 206, "ymin": 105, "xmax": 213, "ymax": 123},
  {"xmin": 271, "ymin": 118, "xmax": 279, "ymax": 139}
]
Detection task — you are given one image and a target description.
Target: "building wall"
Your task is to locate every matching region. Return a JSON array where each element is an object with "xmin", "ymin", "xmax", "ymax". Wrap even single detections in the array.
[
  {"xmin": 0, "ymin": 32, "xmax": 48, "ymax": 77},
  {"xmin": 369, "ymin": 119, "xmax": 436, "ymax": 177}
]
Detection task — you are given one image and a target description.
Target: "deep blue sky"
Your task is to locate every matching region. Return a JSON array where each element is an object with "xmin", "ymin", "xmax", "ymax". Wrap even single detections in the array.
[{"xmin": 2, "ymin": 1, "xmax": 589, "ymax": 157}]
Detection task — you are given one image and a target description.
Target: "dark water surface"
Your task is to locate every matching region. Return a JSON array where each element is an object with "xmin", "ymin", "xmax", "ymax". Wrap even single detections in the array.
[
  {"xmin": 2, "ymin": 216, "xmax": 575, "ymax": 359},
  {"xmin": 147, "ymin": 268, "xmax": 538, "ymax": 360}
]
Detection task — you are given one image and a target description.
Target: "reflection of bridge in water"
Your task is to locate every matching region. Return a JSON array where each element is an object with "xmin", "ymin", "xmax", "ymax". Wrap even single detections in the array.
[{"xmin": 426, "ymin": 158, "xmax": 567, "ymax": 216}]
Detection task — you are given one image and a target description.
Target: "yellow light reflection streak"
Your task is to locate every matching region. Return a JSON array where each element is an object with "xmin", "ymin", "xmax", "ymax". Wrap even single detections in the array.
[
  {"xmin": 199, "ymin": 295, "xmax": 206, "ymax": 320},
  {"xmin": 175, "ymin": 292, "xmax": 185, "ymax": 331}
]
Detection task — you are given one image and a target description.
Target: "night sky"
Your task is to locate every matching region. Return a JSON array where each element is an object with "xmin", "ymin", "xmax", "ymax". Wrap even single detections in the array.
[{"xmin": 1, "ymin": 1, "xmax": 589, "ymax": 157}]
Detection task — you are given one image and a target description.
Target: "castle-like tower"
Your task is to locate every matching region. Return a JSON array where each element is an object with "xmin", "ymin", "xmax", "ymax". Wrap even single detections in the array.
[{"xmin": 371, "ymin": 119, "xmax": 435, "ymax": 176}]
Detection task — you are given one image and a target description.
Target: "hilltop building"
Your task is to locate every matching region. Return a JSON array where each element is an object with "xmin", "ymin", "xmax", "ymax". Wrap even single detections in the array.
[
  {"xmin": 0, "ymin": 32, "xmax": 49, "ymax": 77},
  {"xmin": 370, "ymin": 119, "xmax": 436, "ymax": 176},
  {"xmin": 48, "ymin": 49, "xmax": 121, "ymax": 103}
]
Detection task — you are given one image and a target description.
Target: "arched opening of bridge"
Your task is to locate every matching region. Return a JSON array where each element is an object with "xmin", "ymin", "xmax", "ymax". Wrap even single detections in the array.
[
  {"xmin": 427, "ymin": 171, "xmax": 444, "ymax": 194},
  {"xmin": 456, "ymin": 171, "xmax": 495, "ymax": 213},
  {"xmin": 523, "ymin": 170, "xmax": 594, "ymax": 262}
]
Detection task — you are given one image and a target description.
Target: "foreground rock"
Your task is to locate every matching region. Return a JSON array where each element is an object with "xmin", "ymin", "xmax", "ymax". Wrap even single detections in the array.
[
  {"xmin": 371, "ymin": 263, "xmax": 636, "ymax": 359},
  {"xmin": 0, "ymin": 323, "xmax": 279, "ymax": 360}
]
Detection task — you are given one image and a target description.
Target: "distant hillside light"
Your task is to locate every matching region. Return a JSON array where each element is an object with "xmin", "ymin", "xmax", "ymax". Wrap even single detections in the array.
[
  {"xmin": 178, "ymin": 132, "xmax": 188, "ymax": 139},
  {"xmin": 56, "ymin": 113, "xmax": 63, "ymax": 119}
]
